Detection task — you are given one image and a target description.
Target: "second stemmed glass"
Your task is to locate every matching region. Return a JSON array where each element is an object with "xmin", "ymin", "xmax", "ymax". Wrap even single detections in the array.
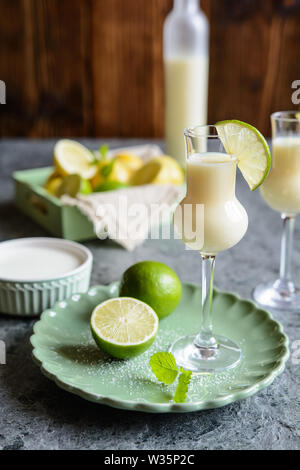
[{"xmin": 253, "ymin": 111, "xmax": 300, "ymax": 310}]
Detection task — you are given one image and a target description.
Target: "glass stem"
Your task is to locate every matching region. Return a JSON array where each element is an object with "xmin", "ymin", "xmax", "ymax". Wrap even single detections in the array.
[
  {"xmin": 194, "ymin": 255, "xmax": 218, "ymax": 350},
  {"xmin": 277, "ymin": 214, "xmax": 295, "ymax": 293}
]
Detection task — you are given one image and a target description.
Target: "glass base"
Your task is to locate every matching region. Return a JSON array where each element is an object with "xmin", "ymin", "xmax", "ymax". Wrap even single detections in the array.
[
  {"xmin": 169, "ymin": 334, "xmax": 242, "ymax": 374},
  {"xmin": 253, "ymin": 280, "xmax": 300, "ymax": 311}
]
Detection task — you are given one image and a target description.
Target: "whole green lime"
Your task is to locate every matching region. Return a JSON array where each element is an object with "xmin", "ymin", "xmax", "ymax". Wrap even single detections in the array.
[{"xmin": 119, "ymin": 261, "xmax": 182, "ymax": 319}]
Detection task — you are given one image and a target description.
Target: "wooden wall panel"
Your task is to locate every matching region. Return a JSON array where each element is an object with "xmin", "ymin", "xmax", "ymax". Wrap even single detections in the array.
[
  {"xmin": 0, "ymin": 0, "xmax": 26, "ymax": 136},
  {"xmin": 92, "ymin": 0, "xmax": 172, "ymax": 137},
  {"xmin": 208, "ymin": 0, "xmax": 300, "ymax": 134},
  {"xmin": 0, "ymin": 0, "xmax": 299, "ymax": 138},
  {"xmin": 0, "ymin": 0, "xmax": 92, "ymax": 137}
]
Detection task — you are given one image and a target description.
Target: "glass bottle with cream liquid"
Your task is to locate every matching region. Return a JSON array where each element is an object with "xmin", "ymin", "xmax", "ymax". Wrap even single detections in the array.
[{"xmin": 164, "ymin": 0, "xmax": 209, "ymax": 166}]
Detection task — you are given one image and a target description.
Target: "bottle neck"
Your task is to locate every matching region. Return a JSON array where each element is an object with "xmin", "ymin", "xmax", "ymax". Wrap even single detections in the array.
[{"xmin": 174, "ymin": 0, "xmax": 200, "ymax": 13}]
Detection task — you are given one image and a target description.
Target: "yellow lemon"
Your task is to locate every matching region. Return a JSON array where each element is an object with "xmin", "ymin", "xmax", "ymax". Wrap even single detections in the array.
[
  {"xmin": 90, "ymin": 159, "xmax": 131, "ymax": 190},
  {"xmin": 45, "ymin": 170, "xmax": 61, "ymax": 182},
  {"xmin": 54, "ymin": 140, "xmax": 97, "ymax": 180},
  {"xmin": 115, "ymin": 153, "xmax": 143, "ymax": 173},
  {"xmin": 131, "ymin": 155, "xmax": 184, "ymax": 186},
  {"xmin": 44, "ymin": 172, "xmax": 63, "ymax": 196},
  {"xmin": 56, "ymin": 175, "xmax": 92, "ymax": 198}
]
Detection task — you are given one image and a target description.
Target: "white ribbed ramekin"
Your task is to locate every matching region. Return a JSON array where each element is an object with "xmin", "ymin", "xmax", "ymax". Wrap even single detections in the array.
[{"xmin": 0, "ymin": 238, "xmax": 93, "ymax": 317}]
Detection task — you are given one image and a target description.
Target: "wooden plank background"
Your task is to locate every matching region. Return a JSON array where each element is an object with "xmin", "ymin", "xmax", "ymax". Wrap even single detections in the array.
[{"xmin": 0, "ymin": 0, "xmax": 300, "ymax": 138}]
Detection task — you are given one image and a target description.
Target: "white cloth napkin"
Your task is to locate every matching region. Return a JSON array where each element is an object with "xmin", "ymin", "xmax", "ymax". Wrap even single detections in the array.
[
  {"xmin": 107, "ymin": 144, "xmax": 163, "ymax": 161},
  {"xmin": 61, "ymin": 145, "xmax": 183, "ymax": 251}
]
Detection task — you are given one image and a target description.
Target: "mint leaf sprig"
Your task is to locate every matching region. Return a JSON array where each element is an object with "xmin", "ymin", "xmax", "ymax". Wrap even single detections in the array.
[
  {"xmin": 150, "ymin": 352, "xmax": 192, "ymax": 403},
  {"xmin": 99, "ymin": 144, "xmax": 109, "ymax": 160},
  {"xmin": 100, "ymin": 159, "xmax": 115, "ymax": 179},
  {"xmin": 90, "ymin": 144, "xmax": 115, "ymax": 181},
  {"xmin": 89, "ymin": 144, "xmax": 109, "ymax": 166},
  {"xmin": 174, "ymin": 368, "xmax": 192, "ymax": 403}
]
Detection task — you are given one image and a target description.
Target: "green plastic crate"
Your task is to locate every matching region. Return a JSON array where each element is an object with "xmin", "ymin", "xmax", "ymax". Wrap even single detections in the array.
[{"xmin": 13, "ymin": 167, "xmax": 96, "ymax": 241}]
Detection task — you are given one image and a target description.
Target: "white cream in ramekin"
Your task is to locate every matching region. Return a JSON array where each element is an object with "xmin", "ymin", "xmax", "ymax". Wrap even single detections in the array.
[{"xmin": 0, "ymin": 238, "xmax": 93, "ymax": 316}]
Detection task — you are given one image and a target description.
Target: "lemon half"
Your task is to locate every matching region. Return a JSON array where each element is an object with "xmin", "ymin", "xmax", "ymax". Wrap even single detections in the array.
[
  {"xmin": 54, "ymin": 140, "xmax": 97, "ymax": 180},
  {"xmin": 131, "ymin": 156, "xmax": 184, "ymax": 186}
]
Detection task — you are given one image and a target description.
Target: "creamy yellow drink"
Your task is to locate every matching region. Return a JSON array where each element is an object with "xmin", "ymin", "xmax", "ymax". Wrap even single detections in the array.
[
  {"xmin": 261, "ymin": 137, "xmax": 300, "ymax": 215},
  {"xmin": 174, "ymin": 153, "xmax": 248, "ymax": 254},
  {"xmin": 165, "ymin": 57, "xmax": 209, "ymax": 165}
]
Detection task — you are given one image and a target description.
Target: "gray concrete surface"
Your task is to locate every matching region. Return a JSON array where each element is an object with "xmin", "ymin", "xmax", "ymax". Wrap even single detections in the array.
[{"xmin": 0, "ymin": 139, "xmax": 299, "ymax": 450}]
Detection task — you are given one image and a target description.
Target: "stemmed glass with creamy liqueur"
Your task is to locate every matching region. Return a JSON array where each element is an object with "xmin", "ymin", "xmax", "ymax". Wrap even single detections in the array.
[
  {"xmin": 253, "ymin": 111, "xmax": 300, "ymax": 310},
  {"xmin": 171, "ymin": 125, "xmax": 248, "ymax": 373}
]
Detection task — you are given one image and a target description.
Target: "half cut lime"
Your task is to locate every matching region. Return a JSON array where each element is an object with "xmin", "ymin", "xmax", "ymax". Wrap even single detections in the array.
[{"xmin": 90, "ymin": 297, "xmax": 159, "ymax": 359}]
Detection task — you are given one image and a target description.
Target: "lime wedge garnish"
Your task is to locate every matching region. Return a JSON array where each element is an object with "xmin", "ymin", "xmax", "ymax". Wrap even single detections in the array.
[
  {"xmin": 90, "ymin": 297, "xmax": 159, "ymax": 359},
  {"xmin": 216, "ymin": 120, "xmax": 271, "ymax": 191}
]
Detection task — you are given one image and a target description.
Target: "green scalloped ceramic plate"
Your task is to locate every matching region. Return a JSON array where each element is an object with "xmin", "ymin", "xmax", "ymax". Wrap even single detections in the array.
[{"xmin": 30, "ymin": 283, "xmax": 289, "ymax": 413}]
